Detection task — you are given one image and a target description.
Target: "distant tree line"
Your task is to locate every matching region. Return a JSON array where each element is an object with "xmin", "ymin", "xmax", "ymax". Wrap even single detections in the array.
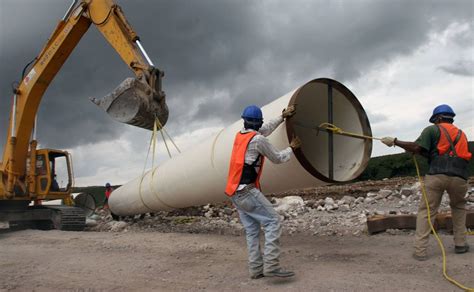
[{"xmin": 358, "ymin": 141, "xmax": 474, "ymax": 181}]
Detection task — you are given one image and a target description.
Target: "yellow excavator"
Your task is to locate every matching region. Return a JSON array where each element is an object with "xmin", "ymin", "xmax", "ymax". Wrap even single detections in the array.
[{"xmin": 0, "ymin": 0, "xmax": 168, "ymax": 230}]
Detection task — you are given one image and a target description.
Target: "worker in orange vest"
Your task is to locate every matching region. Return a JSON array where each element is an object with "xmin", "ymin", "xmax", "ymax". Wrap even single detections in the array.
[
  {"xmin": 225, "ymin": 104, "xmax": 301, "ymax": 279},
  {"xmin": 381, "ymin": 104, "xmax": 471, "ymax": 260},
  {"xmin": 103, "ymin": 182, "xmax": 113, "ymax": 209}
]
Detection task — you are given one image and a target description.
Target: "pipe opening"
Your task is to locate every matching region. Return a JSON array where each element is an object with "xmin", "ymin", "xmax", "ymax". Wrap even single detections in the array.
[{"xmin": 287, "ymin": 78, "xmax": 372, "ymax": 183}]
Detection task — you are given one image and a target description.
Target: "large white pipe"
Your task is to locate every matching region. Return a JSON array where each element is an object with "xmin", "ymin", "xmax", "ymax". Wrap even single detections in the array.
[{"xmin": 109, "ymin": 78, "xmax": 372, "ymax": 216}]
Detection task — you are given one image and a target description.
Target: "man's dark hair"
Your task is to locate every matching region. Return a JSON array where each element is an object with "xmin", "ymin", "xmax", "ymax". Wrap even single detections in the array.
[
  {"xmin": 437, "ymin": 115, "xmax": 454, "ymax": 124},
  {"xmin": 244, "ymin": 118, "xmax": 263, "ymax": 131}
]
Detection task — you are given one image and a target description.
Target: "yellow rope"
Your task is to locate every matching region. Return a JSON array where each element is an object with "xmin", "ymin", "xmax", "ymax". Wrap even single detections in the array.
[
  {"xmin": 136, "ymin": 119, "xmax": 159, "ymax": 212},
  {"xmin": 137, "ymin": 117, "xmax": 181, "ymax": 211},
  {"xmin": 156, "ymin": 118, "xmax": 181, "ymax": 153},
  {"xmin": 413, "ymin": 156, "xmax": 473, "ymax": 291},
  {"xmin": 318, "ymin": 122, "xmax": 383, "ymax": 140}
]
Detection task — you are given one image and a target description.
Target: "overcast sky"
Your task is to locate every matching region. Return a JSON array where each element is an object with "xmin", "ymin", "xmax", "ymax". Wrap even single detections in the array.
[{"xmin": 1, "ymin": 0, "xmax": 473, "ymax": 186}]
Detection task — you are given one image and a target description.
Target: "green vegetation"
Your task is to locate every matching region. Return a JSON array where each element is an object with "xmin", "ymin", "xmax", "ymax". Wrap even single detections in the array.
[
  {"xmin": 358, "ymin": 153, "xmax": 428, "ymax": 181},
  {"xmin": 359, "ymin": 141, "xmax": 474, "ymax": 180}
]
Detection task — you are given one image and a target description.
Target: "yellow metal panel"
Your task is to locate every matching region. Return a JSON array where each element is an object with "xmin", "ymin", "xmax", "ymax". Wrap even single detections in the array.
[
  {"xmin": 88, "ymin": 0, "xmax": 147, "ymax": 76},
  {"xmin": 2, "ymin": 16, "xmax": 91, "ymax": 180}
]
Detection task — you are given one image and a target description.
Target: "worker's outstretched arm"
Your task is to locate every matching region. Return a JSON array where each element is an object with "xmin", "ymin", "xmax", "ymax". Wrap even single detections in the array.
[
  {"xmin": 394, "ymin": 139, "xmax": 423, "ymax": 154},
  {"xmin": 255, "ymin": 135, "xmax": 292, "ymax": 163},
  {"xmin": 259, "ymin": 117, "xmax": 284, "ymax": 137},
  {"xmin": 381, "ymin": 137, "xmax": 428, "ymax": 157},
  {"xmin": 259, "ymin": 106, "xmax": 295, "ymax": 137}
]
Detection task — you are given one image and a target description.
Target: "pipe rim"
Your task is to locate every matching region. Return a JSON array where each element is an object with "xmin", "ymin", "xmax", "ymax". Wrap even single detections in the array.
[{"xmin": 285, "ymin": 78, "xmax": 372, "ymax": 183}]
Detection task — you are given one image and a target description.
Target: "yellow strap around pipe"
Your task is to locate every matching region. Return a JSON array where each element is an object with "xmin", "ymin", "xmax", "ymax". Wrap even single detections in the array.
[{"xmin": 318, "ymin": 122, "xmax": 383, "ymax": 140}]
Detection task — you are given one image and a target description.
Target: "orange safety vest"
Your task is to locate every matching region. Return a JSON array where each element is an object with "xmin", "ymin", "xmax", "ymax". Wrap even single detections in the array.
[
  {"xmin": 436, "ymin": 123, "xmax": 471, "ymax": 160},
  {"xmin": 225, "ymin": 132, "xmax": 265, "ymax": 196},
  {"xmin": 105, "ymin": 188, "xmax": 113, "ymax": 199}
]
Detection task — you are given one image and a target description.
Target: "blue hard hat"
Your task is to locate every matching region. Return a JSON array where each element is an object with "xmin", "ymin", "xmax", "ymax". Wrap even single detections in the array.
[
  {"xmin": 105, "ymin": 183, "xmax": 111, "ymax": 188},
  {"xmin": 429, "ymin": 104, "xmax": 455, "ymax": 123},
  {"xmin": 241, "ymin": 105, "xmax": 263, "ymax": 120}
]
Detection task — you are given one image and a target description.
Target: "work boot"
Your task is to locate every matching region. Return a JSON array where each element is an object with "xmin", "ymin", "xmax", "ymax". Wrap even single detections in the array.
[
  {"xmin": 264, "ymin": 268, "xmax": 295, "ymax": 278},
  {"xmin": 250, "ymin": 272, "xmax": 264, "ymax": 280},
  {"xmin": 454, "ymin": 244, "xmax": 470, "ymax": 254},
  {"xmin": 412, "ymin": 252, "xmax": 428, "ymax": 261}
]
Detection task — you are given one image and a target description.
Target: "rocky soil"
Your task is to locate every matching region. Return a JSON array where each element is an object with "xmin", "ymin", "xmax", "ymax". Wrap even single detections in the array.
[
  {"xmin": 2, "ymin": 176, "xmax": 473, "ymax": 291},
  {"xmin": 88, "ymin": 177, "xmax": 474, "ymax": 237}
]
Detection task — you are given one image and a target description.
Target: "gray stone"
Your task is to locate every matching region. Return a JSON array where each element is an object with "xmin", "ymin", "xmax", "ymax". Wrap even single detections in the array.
[
  {"xmin": 320, "ymin": 220, "xmax": 330, "ymax": 226},
  {"xmin": 107, "ymin": 221, "xmax": 128, "ymax": 232},
  {"xmin": 367, "ymin": 192, "xmax": 378, "ymax": 198},
  {"xmin": 324, "ymin": 197, "xmax": 335, "ymax": 206},
  {"xmin": 364, "ymin": 197, "xmax": 374, "ymax": 204},
  {"xmin": 378, "ymin": 189, "xmax": 392, "ymax": 198},
  {"xmin": 305, "ymin": 200, "xmax": 317, "ymax": 208},
  {"xmin": 339, "ymin": 204, "xmax": 350, "ymax": 212},
  {"xmin": 85, "ymin": 219, "xmax": 98, "ymax": 227},
  {"xmin": 342, "ymin": 195, "xmax": 356, "ymax": 204},
  {"xmin": 355, "ymin": 197, "xmax": 365, "ymax": 204},
  {"xmin": 223, "ymin": 207, "xmax": 233, "ymax": 216},
  {"xmin": 400, "ymin": 188, "xmax": 414, "ymax": 197}
]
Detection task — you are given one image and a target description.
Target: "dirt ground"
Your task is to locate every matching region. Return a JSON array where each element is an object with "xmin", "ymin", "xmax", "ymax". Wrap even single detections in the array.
[{"xmin": 1, "ymin": 229, "xmax": 472, "ymax": 291}]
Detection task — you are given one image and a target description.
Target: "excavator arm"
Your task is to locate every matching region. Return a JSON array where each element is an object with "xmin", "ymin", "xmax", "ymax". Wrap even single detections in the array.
[{"xmin": 1, "ymin": 0, "xmax": 168, "ymax": 199}]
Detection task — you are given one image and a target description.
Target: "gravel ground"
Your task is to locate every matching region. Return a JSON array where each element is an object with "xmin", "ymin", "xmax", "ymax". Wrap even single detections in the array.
[
  {"xmin": 0, "ymin": 230, "xmax": 472, "ymax": 291},
  {"xmin": 1, "ymin": 177, "xmax": 473, "ymax": 291}
]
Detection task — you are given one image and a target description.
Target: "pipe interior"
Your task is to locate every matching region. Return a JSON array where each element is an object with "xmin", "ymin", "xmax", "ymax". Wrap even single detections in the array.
[{"xmin": 288, "ymin": 79, "xmax": 372, "ymax": 182}]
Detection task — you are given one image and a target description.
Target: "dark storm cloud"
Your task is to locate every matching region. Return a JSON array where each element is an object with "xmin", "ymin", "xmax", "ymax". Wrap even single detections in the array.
[
  {"xmin": 438, "ymin": 60, "xmax": 474, "ymax": 77},
  {"xmin": 1, "ymin": 0, "xmax": 473, "ymax": 155}
]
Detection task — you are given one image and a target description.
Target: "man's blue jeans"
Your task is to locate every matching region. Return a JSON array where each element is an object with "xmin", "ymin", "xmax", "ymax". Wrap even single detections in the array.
[{"xmin": 230, "ymin": 186, "xmax": 282, "ymax": 275}]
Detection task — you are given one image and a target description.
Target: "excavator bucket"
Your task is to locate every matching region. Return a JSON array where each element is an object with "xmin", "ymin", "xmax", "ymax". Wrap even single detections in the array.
[{"xmin": 90, "ymin": 77, "xmax": 168, "ymax": 130}]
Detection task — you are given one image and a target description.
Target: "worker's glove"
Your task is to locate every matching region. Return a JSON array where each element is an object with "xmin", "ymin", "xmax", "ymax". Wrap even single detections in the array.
[
  {"xmin": 290, "ymin": 136, "xmax": 302, "ymax": 149},
  {"xmin": 381, "ymin": 137, "xmax": 397, "ymax": 147},
  {"xmin": 282, "ymin": 105, "xmax": 296, "ymax": 119}
]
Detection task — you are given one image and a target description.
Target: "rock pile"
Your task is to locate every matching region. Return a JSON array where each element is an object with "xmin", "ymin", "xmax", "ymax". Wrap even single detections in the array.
[{"xmin": 88, "ymin": 179, "xmax": 472, "ymax": 237}]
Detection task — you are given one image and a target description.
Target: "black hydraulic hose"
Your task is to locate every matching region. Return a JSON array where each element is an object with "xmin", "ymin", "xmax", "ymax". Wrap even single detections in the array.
[{"xmin": 21, "ymin": 57, "xmax": 37, "ymax": 80}]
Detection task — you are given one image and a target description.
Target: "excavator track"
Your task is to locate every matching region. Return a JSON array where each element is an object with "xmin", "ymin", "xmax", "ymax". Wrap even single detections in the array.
[{"xmin": 47, "ymin": 205, "xmax": 86, "ymax": 231}]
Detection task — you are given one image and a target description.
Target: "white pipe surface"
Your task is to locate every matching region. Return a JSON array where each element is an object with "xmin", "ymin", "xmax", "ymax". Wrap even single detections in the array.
[{"xmin": 109, "ymin": 78, "xmax": 372, "ymax": 216}]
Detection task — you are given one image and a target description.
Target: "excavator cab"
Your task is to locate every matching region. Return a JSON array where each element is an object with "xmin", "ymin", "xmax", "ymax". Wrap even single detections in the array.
[{"xmin": 35, "ymin": 149, "xmax": 73, "ymax": 197}]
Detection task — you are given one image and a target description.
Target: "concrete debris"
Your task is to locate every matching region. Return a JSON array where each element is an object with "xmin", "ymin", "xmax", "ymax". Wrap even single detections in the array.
[
  {"xmin": 87, "ymin": 177, "xmax": 473, "ymax": 238},
  {"xmin": 85, "ymin": 218, "xmax": 98, "ymax": 227},
  {"xmin": 274, "ymin": 196, "xmax": 306, "ymax": 217},
  {"xmin": 0, "ymin": 221, "xmax": 9, "ymax": 229},
  {"xmin": 107, "ymin": 221, "xmax": 129, "ymax": 232}
]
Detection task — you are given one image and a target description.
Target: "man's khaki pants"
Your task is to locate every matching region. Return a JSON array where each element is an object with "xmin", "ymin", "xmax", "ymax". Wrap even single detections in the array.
[{"xmin": 414, "ymin": 174, "xmax": 468, "ymax": 256}]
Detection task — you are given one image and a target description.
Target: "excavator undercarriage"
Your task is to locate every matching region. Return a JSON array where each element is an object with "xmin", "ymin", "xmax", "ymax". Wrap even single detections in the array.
[{"xmin": 0, "ymin": 202, "xmax": 86, "ymax": 231}]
